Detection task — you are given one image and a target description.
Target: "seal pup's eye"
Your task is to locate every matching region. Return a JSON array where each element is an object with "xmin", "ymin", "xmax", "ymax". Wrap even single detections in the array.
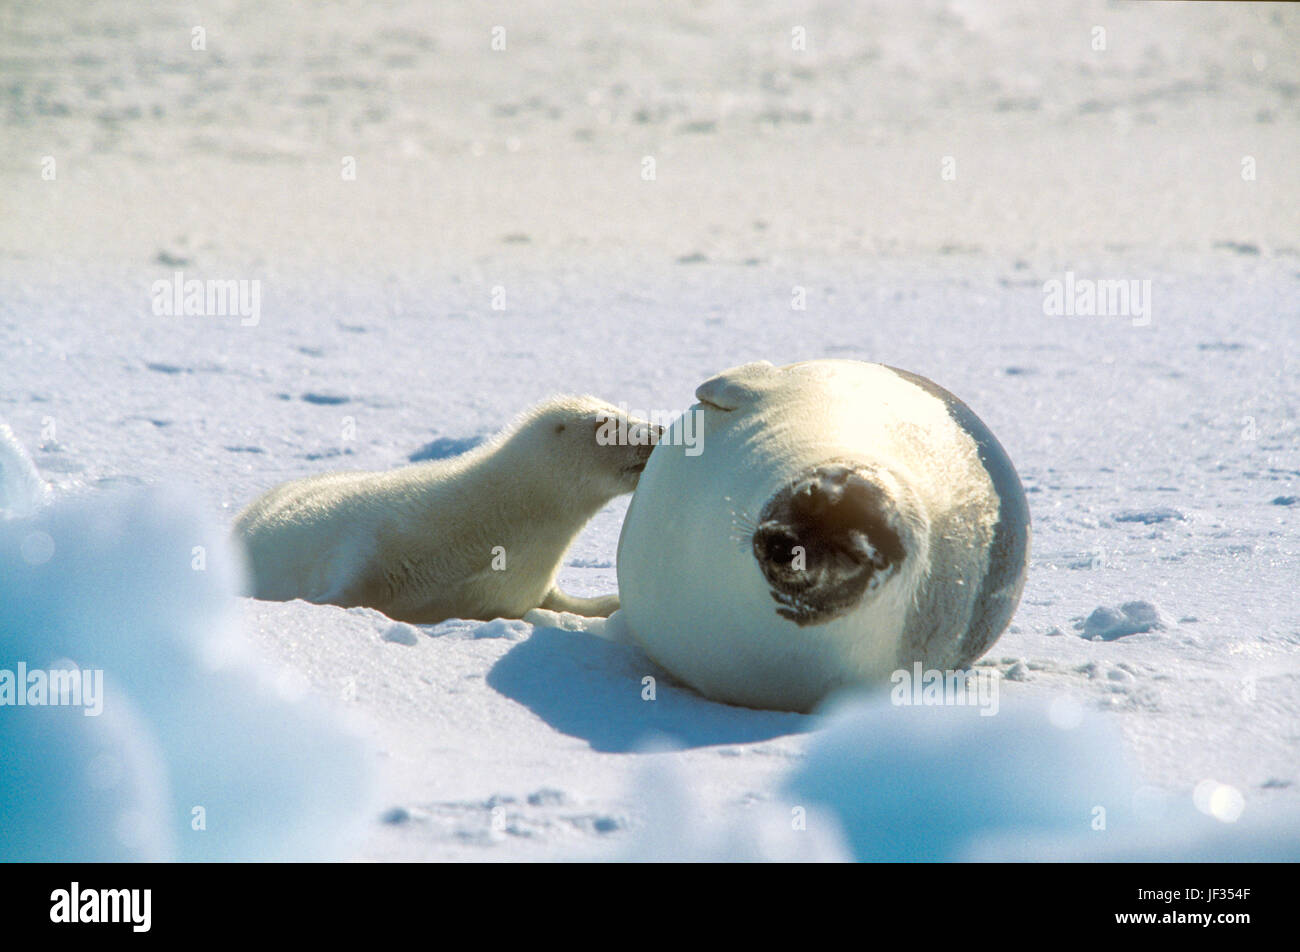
[{"xmin": 554, "ymin": 423, "xmax": 566, "ymax": 435}]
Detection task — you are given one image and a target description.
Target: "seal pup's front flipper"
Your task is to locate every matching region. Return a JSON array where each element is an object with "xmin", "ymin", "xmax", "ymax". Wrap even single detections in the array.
[
  {"xmin": 694, "ymin": 360, "xmax": 777, "ymax": 411},
  {"xmin": 541, "ymin": 586, "xmax": 620, "ymax": 618}
]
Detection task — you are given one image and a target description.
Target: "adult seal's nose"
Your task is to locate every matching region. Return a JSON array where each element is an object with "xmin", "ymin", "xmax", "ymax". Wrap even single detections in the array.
[{"xmin": 753, "ymin": 462, "xmax": 907, "ymax": 628}]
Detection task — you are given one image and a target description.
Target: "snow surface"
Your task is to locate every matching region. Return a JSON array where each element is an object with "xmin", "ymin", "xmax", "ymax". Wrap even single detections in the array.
[{"xmin": 1, "ymin": 0, "xmax": 1298, "ymax": 860}]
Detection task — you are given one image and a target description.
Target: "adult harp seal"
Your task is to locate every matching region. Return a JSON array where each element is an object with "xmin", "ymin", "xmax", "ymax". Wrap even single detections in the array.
[{"xmin": 615, "ymin": 360, "xmax": 1030, "ymax": 712}]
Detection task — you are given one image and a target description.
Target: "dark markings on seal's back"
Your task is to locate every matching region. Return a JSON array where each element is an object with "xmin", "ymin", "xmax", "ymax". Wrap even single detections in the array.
[
  {"xmin": 752, "ymin": 462, "xmax": 906, "ymax": 627},
  {"xmin": 884, "ymin": 366, "xmax": 1031, "ymax": 664}
]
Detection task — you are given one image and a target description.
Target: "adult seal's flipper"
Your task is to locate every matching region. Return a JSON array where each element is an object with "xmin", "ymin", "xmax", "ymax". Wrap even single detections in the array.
[{"xmin": 694, "ymin": 360, "xmax": 777, "ymax": 411}]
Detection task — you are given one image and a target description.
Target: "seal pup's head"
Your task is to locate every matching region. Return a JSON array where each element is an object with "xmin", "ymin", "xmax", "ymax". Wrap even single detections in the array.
[
  {"xmin": 752, "ymin": 460, "xmax": 928, "ymax": 627},
  {"xmin": 505, "ymin": 396, "xmax": 662, "ymax": 503}
]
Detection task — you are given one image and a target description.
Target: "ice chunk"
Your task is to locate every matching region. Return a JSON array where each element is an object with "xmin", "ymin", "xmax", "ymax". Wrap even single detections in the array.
[{"xmin": 0, "ymin": 486, "xmax": 375, "ymax": 861}]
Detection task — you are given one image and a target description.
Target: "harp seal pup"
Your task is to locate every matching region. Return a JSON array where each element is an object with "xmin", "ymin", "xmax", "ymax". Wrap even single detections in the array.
[
  {"xmin": 234, "ymin": 397, "xmax": 659, "ymax": 624},
  {"xmin": 615, "ymin": 359, "xmax": 1030, "ymax": 712}
]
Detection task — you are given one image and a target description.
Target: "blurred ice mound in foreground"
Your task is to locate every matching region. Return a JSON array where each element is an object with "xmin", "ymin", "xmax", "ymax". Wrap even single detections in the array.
[
  {"xmin": 786, "ymin": 694, "xmax": 1136, "ymax": 861},
  {"xmin": 0, "ymin": 479, "xmax": 374, "ymax": 861},
  {"xmin": 615, "ymin": 744, "xmax": 849, "ymax": 863},
  {"xmin": 786, "ymin": 694, "xmax": 1300, "ymax": 862},
  {"xmin": 0, "ymin": 422, "xmax": 51, "ymax": 518}
]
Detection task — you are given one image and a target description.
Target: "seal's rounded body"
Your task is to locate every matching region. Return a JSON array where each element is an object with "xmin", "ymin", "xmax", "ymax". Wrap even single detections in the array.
[{"xmin": 616, "ymin": 360, "xmax": 1030, "ymax": 712}]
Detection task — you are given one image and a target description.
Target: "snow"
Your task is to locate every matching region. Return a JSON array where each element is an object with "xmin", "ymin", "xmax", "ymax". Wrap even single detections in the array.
[
  {"xmin": 0, "ymin": 422, "xmax": 51, "ymax": 517},
  {"xmin": 787, "ymin": 695, "xmax": 1139, "ymax": 861},
  {"xmin": 1079, "ymin": 601, "xmax": 1168, "ymax": 641},
  {"xmin": 788, "ymin": 693, "xmax": 1300, "ymax": 862},
  {"xmin": 2, "ymin": 0, "xmax": 1298, "ymax": 861},
  {"xmin": 0, "ymin": 489, "xmax": 375, "ymax": 861}
]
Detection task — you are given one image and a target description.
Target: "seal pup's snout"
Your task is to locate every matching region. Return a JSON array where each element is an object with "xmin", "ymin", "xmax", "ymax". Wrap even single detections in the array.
[{"xmin": 753, "ymin": 462, "xmax": 906, "ymax": 627}]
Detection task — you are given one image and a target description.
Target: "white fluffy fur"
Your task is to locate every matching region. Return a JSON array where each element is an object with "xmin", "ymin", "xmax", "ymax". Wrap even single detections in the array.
[
  {"xmin": 234, "ymin": 397, "xmax": 654, "ymax": 623},
  {"xmin": 616, "ymin": 360, "xmax": 1009, "ymax": 712}
]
